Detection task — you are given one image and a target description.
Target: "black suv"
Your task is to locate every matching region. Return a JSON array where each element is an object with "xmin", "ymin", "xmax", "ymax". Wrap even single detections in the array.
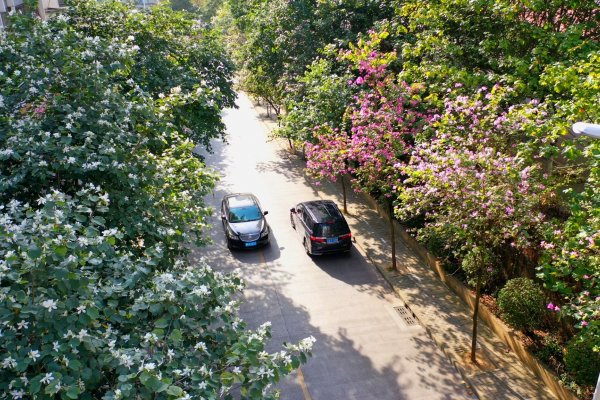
[{"xmin": 290, "ymin": 200, "xmax": 352, "ymax": 256}]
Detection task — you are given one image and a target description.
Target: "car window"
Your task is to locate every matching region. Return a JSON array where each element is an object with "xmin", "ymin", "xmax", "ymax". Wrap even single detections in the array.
[
  {"xmin": 229, "ymin": 205, "xmax": 262, "ymax": 222},
  {"xmin": 300, "ymin": 207, "xmax": 312, "ymax": 229},
  {"xmin": 314, "ymin": 220, "xmax": 349, "ymax": 237}
]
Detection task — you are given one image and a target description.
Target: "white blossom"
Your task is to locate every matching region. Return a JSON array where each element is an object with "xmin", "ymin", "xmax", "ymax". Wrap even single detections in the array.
[
  {"xmin": 40, "ymin": 373, "xmax": 54, "ymax": 385},
  {"xmin": 2, "ymin": 356, "xmax": 17, "ymax": 369},
  {"xmin": 41, "ymin": 299, "xmax": 58, "ymax": 312},
  {"xmin": 28, "ymin": 350, "xmax": 40, "ymax": 361}
]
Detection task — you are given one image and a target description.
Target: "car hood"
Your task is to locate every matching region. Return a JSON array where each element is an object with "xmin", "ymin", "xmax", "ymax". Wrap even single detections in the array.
[{"xmin": 229, "ymin": 219, "xmax": 265, "ymax": 234}]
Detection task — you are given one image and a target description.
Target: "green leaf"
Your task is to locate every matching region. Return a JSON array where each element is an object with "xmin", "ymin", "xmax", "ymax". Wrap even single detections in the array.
[
  {"xmin": 68, "ymin": 359, "xmax": 82, "ymax": 371},
  {"xmin": 66, "ymin": 385, "xmax": 80, "ymax": 399},
  {"xmin": 86, "ymin": 307, "xmax": 99, "ymax": 320},
  {"xmin": 149, "ymin": 303, "xmax": 163, "ymax": 315},
  {"xmin": 29, "ymin": 376, "xmax": 42, "ymax": 394},
  {"xmin": 91, "ymin": 216, "xmax": 106, "ymax": 226},
  {"xmin": 220, "ymin": 371, "xmax": 234, "ymax": 386},
  {"xmin": 54, "ymin": 246, "xmax": 68, "ymax": 257},
  {"xmin": 140, "ymin": 372, "xmax": 168, "ymax": 392},
  {"xmin": 28, "ymin": 246, "xmax": 42, "ymax": 259},
  {"xmin": 169, "ymin": 329, "xmax": 182, "ymax": 343},
  {"xmin": 166, "ymin": 385, "xmax": 184, "ymax": 396},
  {"xmin": 154, "ymin": 317, "xmax": 169, "ymax": 329}
]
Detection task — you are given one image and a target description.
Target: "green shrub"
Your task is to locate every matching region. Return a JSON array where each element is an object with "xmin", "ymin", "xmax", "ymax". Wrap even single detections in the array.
[
  {"xmin": 498, "ymin": 278, "xmax": 545, "ymax": 332},
  {"xmin": 564, "ymin": 335, "xmax": 600, "ymax": 386},
  {"xmin": 534, "ymin": 335, "xmax": 563, "ymax": 369}
]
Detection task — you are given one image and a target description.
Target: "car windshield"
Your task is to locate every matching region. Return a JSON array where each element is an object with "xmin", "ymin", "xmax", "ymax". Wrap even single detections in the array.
[
  {"xmin": 314, "ymin": 220, "xmax": 349, "ymax": 237},
  {"xmin": 229, "ymin": 205, "xmax": 262, "ymax": 222}
]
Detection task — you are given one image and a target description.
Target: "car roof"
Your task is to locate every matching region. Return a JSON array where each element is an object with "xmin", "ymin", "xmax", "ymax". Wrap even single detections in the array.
[
  {"xmin": 224, "ymin": 193, "xmax": 258, "ymax": 208},
  {"xmin": 301, "ymin": 200, "xmax": 342, "ymax": 221}
]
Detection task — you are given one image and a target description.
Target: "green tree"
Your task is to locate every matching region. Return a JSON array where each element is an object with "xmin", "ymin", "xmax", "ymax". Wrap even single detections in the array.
[
  {"xmin": 277, "ymin": 55, "xmax": 354, "ymax": 147},
  {"xmin": 66, "ymin": 0, "xmax": 237, "ymax": 150},
  {"xmin": 0, "ymin": 6, "xmax": 313, "ymax": 398}
]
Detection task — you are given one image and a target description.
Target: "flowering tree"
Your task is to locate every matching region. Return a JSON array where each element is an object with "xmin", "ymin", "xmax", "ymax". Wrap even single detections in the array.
[
  {"xmin": 338, "ymin": 31, "xmax": 430, "ymax": 270},
  {"xmin": 305, "ymin": 125, "xmax": 352, "ymax": 213},
  {"xmin": 534, "ymin": 52, "xmax": 600, "ymax": 351},
  {"xmin": 66, "ymin": 0, "xmax": 237, "ymax": 150},
  {"xmin": 0, "ymin": 189, "xmax": 314, "ymax": 399},
  {"xmin": 399, "ymin": 88, "xmax": 549, "ymax": 363},
  {"xmin": 0, "ymin": 7, "xmax": 312, "ymax": 399}
]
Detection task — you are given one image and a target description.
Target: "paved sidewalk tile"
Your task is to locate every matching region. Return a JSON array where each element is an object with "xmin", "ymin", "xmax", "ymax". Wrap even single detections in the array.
[{"xmin": 252, "ymin": 101, "xmax": 558, "ymax": 400}]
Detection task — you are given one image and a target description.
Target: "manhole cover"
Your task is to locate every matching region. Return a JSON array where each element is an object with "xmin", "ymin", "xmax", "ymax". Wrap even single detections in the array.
[{"xmin": 393, "ymin": 305, "xmax": 419, "ymax": 326}]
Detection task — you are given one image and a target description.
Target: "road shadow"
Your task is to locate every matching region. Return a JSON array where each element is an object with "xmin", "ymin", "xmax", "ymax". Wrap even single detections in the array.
[
  {"xmin": 188, "ymin": 96, "xmax": 472, "ymax": 399},
  {"xmin": 191, "ymin": 238, "xmax": 469, "ymax": 399}
]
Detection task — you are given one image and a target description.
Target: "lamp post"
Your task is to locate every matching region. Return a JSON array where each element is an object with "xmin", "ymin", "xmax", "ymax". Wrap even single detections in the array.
[
  {"xmin": 572, "ymin": 122, "xmax": 600, "ymax": 139},
  {"xmin": 570, "ymin": 122, "xmax": 600, "ymax": 400}
]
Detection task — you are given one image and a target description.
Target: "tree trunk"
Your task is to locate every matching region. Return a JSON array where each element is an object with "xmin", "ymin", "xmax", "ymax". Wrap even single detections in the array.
[
  {"xmin": 471, "ymin": 272, "xmax": 482, "ymax": 364},
  {"xmin": 341, "ymin": 176, "xmax": 348, "ymax": 214},
  {"xmin": 288, "ymin": 138, "xmax": 294, "ymax": 153},
  {"xmin": 388, "ymin": 200, "xmax": 397, "ymax": 271}
]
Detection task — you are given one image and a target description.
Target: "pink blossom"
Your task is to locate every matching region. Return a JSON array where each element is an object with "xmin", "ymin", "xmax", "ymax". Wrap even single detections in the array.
[{"xmin": 547, "ymin": 303, "xmax": 555, "ymax": 310}]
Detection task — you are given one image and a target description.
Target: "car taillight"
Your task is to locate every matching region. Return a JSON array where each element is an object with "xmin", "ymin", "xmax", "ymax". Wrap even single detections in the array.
[
  {"xmin": 310, "ymin": 235, "xmax": 326, "ymax": 243},
  {"xmin": 340, "ymin": 233, "xmax": 352, "ymax": 240}
]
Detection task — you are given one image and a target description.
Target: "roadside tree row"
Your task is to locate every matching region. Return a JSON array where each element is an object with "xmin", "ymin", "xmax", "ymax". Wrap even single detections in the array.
[
  {"xmin": 221, "ymin": 0, "xmax": 599, "ymax": 394},
  {"xmin": 0, "ymin": 2, "xmax": 312, "ymax": 398}
]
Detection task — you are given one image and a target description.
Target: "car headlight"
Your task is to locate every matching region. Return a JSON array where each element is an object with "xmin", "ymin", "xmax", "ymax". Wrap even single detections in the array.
[
  {"xmin": 226, "ymin": 226, "xmax": 238, "ymax": 239},
  {"xmin": 260, "ymin": 227, "xmax": 269, "ymax": 238}
]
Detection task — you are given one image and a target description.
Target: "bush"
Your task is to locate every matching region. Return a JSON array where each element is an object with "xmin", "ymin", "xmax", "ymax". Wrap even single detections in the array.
[
  {"xmin": 498, "ymin": 278, "xmax": 545, "ymax": 332},
  {"xmin": 534, "ymin": 335, "xmax": 564, "ymax": 371},
  {"xmin": 564, "ymin": 334, "xmax": 600, "ymax": 386}
]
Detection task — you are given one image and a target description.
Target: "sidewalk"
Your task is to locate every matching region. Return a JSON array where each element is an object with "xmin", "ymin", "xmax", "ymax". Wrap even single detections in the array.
[
  {"xmin": 317, "ymin": 185, "xmax": 559, "ymax": 400},
  {"xmin": 251, "ymin": 102, "xmax": 561, "ymax": 400}
]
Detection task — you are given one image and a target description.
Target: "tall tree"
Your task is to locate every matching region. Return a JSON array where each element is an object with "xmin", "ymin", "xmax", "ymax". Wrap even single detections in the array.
[{"xmin": 399, "ymin": 88, "xmax": 548, "ymax": 363}]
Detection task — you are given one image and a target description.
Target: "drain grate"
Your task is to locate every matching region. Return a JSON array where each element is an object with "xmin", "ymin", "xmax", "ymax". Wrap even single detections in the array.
[{"xmin": 394, "ymin": 305, "xmax": 419, "ymax": 326}]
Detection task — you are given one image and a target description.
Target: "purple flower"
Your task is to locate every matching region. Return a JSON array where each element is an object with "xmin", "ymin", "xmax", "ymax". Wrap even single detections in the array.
[{"xmin": 547, "ymin": 303, "xmax": 555, "ymax": 310}]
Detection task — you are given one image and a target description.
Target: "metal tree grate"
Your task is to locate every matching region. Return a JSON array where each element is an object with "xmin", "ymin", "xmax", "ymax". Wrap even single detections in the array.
[{"xmin": 394, "ymin": 305, "xmax": 419, "ymax": 326}]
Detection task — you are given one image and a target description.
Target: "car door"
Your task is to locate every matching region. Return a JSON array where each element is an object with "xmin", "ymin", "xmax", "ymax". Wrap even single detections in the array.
[
  {"xmin": 299, "ymin": 205, "xmax": 313, "ymax": 243},
  {"xmin": 221, "ymin": 200, "xmax": 228, "ymax": 230},
  {"xmin": 292, "ymin": 204, "xmax": 306, "ymax": 242}
]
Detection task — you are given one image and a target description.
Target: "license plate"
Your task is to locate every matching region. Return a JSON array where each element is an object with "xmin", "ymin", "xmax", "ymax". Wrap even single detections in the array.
[
  {"xmin": 326, "ymin": 237, "xmax": 338, "ymax": 244},
  {"xmin": 245, "ymin": 241, "xmax": 257, "ymax": 247}
]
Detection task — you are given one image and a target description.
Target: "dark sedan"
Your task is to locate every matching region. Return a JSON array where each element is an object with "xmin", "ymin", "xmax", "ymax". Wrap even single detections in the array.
[{"xmin": 221, "ymin": 193, "xmax": 270, "ymax": 249}]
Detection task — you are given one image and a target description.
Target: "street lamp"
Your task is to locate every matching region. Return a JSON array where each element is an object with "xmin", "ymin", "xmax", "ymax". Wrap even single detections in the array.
[
  {"xmin": 572, "ymin": 122, "xmax": 600, "ymax": 139},
  {"xmin": 571, "ymin": 122, "xmax": 600, "ymax": 400}
]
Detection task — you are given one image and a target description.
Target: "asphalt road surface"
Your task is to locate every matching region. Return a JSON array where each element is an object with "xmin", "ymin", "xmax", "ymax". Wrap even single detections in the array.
[{"xmin": 192, "ymin": 92, "xmax": 471, "ymax": 400}]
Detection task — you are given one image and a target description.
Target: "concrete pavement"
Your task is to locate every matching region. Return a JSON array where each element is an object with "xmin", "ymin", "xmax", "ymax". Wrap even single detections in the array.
[
  {"xmin": 250, "ymin": 98, "xmax": 560, "ymax": 400},
  {"xmin": 197, "ymin": 92, "xmax": 474, "ymax": 400}
]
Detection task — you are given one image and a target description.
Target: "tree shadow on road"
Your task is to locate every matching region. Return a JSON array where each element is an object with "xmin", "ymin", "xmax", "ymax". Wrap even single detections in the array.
[{"xmin": 191, "ymin": 239, "xmax": 470, "ymax": 400}]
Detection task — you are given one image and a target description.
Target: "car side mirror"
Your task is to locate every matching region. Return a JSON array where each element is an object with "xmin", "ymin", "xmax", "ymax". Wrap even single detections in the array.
[
  {"xmin": 263, "ymin": 211, "xmax": 269, "ymax": 216},
  {"xmin": 290, "ymin": 208, "xmax": 296, "ymax": 213}
]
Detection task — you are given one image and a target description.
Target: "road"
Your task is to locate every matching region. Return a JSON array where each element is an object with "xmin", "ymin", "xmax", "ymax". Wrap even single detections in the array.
[{"xmin": 192, "ymin": 92, "xmax": 471, "ymax": 400}]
